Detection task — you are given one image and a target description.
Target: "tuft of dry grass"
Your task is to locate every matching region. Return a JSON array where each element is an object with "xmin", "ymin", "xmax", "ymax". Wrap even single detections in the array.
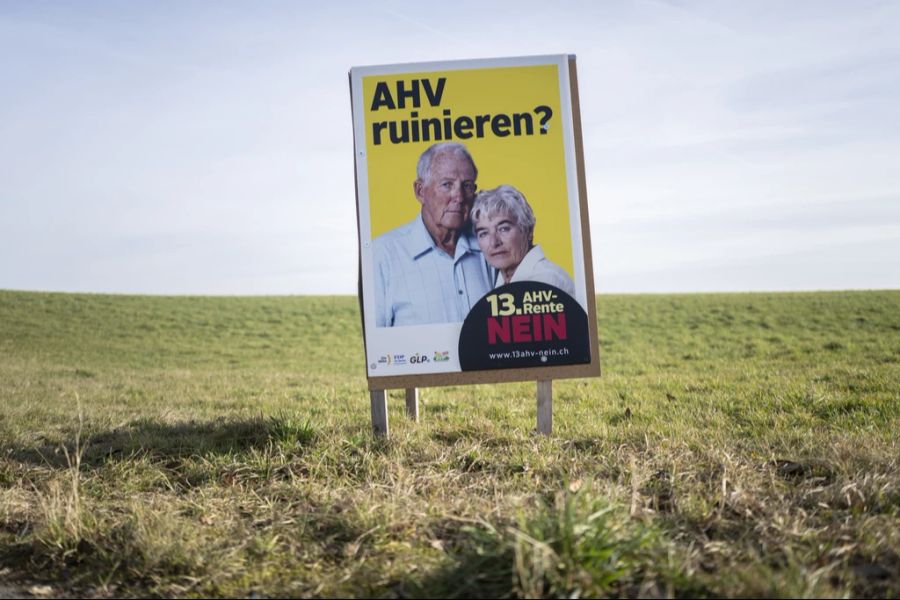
[{"xmin": 34, "ymin": 397, "xmax": 89, "ymax": 559}]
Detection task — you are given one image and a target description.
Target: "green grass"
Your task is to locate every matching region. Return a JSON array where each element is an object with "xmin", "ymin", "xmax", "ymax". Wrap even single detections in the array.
[{"xmin": 1, "ymin": 289, "xmax": 898, "ymax": 597}]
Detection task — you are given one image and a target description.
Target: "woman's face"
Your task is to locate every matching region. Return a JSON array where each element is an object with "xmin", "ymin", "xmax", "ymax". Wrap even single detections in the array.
[{"xmin": 474, "ymin": 211, "xmax": 531, "ymax": 275}]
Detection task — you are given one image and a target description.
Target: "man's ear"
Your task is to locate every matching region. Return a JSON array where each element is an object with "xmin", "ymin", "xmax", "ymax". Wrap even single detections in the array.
[{"xmin": 413, "ymin": 179, "xmax": 425, "ymax": 205}]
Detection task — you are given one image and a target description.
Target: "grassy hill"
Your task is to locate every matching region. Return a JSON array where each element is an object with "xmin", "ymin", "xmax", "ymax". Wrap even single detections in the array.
[{"xmin": 1, "ymin": 289, "xmax": 898, "ymax": 597}]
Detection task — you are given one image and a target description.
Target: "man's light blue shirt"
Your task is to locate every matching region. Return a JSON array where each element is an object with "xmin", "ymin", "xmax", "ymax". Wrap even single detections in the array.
[{"xmin": 374, "ymin": 214, "xmax": 492, "ymax": 327}]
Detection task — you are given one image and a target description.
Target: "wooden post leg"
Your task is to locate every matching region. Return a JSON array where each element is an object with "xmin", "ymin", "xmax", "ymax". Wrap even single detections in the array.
[
  {"xmin": 405, "ymin": 388, "xmax": 419, "ymax": 422},
  {"xmin": 537, "ymin": 380, "xmax": 552, "ymax": 435},
  {"xmin": 370, "ymin": 389, "xmax": 388, "ymax": 436}
]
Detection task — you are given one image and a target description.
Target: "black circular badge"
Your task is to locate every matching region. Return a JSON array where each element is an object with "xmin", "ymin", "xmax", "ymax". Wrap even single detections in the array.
[{"xmin": 458, "ymin": 281, "xmax": 591, "ymax": 371}]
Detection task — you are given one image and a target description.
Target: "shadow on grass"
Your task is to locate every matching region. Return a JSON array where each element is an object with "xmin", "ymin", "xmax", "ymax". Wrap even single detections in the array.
[
  {"xmin": 4, "ymin": 414, "xmax": 318, "ymax": 469},
  {"xmin": 400, "ymin": 552, "xmax": 515, "ymax": 599}
]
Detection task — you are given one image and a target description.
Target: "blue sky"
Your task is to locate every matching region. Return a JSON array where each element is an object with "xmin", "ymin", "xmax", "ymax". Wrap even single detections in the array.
[{"xmin": 1, "ymin": 1, "xmax": 898, "ymax": 294}]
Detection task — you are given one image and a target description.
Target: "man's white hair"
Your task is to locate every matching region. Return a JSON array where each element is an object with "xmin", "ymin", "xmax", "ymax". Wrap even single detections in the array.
[{"xmin": 416, "ymin": 142, "xmax": 478, "ymax": 184}]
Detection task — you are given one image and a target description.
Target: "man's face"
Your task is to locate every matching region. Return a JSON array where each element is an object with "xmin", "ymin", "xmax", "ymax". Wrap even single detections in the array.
[{"xmin": 415, "ymin": 151, "xmax": 477, "ymax": 233}]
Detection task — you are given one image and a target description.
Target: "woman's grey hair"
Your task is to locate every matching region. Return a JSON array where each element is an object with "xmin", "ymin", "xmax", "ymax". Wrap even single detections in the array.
[
  {"xmin": 471, "ymin": 185, "xmax": 536, "ymax": 238},
  {"xmin": 416, "ymin": 142, "xmax": 477, "ymax": 184}
]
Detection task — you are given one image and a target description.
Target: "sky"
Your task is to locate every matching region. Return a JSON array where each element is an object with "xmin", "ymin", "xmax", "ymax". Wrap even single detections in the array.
[{"xmin": 1, "ymin": 0, "xmax": 898, "ymax": 295}]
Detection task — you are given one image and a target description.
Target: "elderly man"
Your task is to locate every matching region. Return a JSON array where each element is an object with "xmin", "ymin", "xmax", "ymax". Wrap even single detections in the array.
[{"xmin": 373, "ymin": 142, "xmax": 493, "ymax": 327}]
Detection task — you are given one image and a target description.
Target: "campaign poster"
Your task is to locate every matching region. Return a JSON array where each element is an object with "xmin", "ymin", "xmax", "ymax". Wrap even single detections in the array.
[{"xmin": 350, "ymin": 55, "xmax": 600, "ymax": 388}]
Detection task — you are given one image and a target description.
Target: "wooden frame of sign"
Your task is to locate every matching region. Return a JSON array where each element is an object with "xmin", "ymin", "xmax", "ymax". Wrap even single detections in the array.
[{"xmin": 351, "ymin": 55, "xmax": 601, "ymax": 436}]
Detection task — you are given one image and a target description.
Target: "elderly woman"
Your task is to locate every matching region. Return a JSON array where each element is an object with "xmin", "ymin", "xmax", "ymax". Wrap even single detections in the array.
[{"xmin": 471, "ymin": 185, "xmax": 575, "ymax": 296}]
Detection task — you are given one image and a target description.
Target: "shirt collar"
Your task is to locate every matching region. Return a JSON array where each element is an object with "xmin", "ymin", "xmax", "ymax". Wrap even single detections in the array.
[
  {"xmin": 513, "ymin": 244, "xmax": 545, "ymax": 277},
  {"xmin": 405, "ymin": 213, "xmax": 480, "ymax": 261}
]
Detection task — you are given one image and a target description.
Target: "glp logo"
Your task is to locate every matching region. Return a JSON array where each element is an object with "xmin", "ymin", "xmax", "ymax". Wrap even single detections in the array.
[{"xmin": 409, "ymin": 352, "xmax": 430, "ymax": 365}]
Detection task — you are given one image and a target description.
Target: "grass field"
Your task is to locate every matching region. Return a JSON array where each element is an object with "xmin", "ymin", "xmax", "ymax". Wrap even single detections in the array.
[{"xmin": 1, "ymin": 289, "xmax": 898, "ymax": 598}]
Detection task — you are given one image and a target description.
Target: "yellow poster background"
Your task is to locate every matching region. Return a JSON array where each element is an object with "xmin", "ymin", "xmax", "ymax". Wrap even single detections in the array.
[{"xmin": 363, "ymin": 64, "xmax": 574, "ymax": 279}]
